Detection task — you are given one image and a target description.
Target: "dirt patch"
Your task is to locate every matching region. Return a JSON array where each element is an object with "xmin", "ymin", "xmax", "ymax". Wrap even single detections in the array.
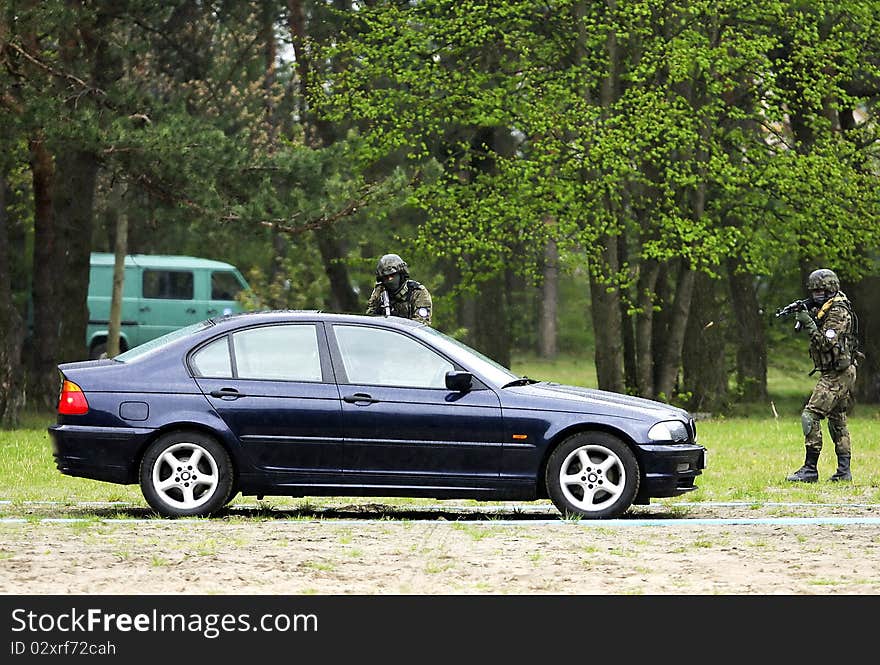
[{"xmin": 2, "ymin": 501, "xmax": 879, "ymax": 595}]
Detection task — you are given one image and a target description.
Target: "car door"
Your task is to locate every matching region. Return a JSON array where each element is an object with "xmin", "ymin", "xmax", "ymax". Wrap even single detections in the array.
[
  {"xmin": 327, "ymin": 322, "xmax": 504, "ymax": 485},
  {"xmin": 192, "ymin": 322, "xmax": 344, "ymax": 477}
]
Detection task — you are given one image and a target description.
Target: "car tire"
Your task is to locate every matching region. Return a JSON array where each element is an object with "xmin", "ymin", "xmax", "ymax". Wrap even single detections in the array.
[
  {"xmin": 139, "ymin": 431, "xmax": 233, "ymax": 518},
  {"xmin": 89, "ymin": 342, "xmax": 107, "ymax": 360},
  {"xmin": 545, "ymin": 432, "xmax": 640, "ymax": 519}
]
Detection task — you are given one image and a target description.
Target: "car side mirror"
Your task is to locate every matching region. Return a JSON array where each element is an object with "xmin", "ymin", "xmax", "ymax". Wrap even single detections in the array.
[{"xmin": 445, "ymin": 371, "xmax": 472, "ymax": 393}]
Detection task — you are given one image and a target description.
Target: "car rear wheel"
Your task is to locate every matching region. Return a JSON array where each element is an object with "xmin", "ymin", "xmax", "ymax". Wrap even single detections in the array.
[
  {"xmin": 546, "ymin": 432, "xmax": 640, "ymax": 519},
  {"xmin": 139, "ymin": 431, "xmax": 233, "ymax": 517}
]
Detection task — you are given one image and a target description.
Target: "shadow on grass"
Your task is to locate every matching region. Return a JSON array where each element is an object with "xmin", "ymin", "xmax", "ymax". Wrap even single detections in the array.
[{"xmin": 0, "ymin": 502, "xmax": 692, "ymax": 522}]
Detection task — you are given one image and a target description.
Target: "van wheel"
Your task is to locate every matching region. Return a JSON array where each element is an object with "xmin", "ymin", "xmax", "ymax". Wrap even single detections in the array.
[
  {"xmin": 545, "ymin": 432, "xmax": 640, "ymax": 519},
  {"xmin": 89, "ymin": 342, "xmax": 107, "ymax": 360},
  {"xmin": 139, "ymin": 431, "xmax": 233, "ymax": 518}
]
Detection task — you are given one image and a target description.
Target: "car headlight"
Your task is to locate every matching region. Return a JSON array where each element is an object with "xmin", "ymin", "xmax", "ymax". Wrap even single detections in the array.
[{"xmin": 647, "ymin": 420, "xmax": 689, "ymax": 443}]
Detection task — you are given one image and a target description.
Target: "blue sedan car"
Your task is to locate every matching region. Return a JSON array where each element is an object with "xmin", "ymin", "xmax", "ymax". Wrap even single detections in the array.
[{"xmin": 50, "ymin": 311, "xmax": 707, "ymax": 519}]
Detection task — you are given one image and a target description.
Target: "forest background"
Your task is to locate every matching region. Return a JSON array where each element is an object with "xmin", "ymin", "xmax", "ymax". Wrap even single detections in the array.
[{"xmin": 1, "ymin": 0, "xmax": 879, "ymax": 427}]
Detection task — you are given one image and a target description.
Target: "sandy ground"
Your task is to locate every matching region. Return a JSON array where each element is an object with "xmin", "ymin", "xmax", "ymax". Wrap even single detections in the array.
[{"xmin": 1, "ymin": 501, "xmax": 879, "ymax": 595}]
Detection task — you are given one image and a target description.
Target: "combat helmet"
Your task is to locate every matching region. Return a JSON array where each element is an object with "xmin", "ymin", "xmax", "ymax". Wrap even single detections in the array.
[
  {"xmin": 375, "ymin": 254, "xmax": 409, "ymax": 279},
  {"xmin": 807, "ymin": 268, "xmax": 840, "ymax": 305},
  {"xmin": 806, "ymin": 268, "xmax": 840, "ymax": 293}
]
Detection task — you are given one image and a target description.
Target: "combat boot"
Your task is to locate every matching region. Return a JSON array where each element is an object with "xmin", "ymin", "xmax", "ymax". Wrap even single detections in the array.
[
  {"xmin": 786, "ymin": 449, "xmax": 820, "ymax": 483},
  {"xmin": 829, "ymin": 454, "xmax": 852, "ymax": 482}
]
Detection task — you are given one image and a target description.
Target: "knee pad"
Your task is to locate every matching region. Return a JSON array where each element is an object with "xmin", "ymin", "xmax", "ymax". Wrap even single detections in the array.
[{"xmin": 801, "ymin": 410, "xmax": 819, "ymax": 436}]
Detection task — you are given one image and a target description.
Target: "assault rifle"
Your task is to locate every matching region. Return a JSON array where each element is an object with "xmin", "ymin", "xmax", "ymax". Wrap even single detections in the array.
[
  {"xmin": 775, "ymin": 297, "xmax": 813, "ymax": 332},
  {"xmin": 380, "ymin": 285, "xmax": 391, "ymax": 316},
  {"xmin": 775, "ymin": 298, "xmax": 812, "ymax": 319}
]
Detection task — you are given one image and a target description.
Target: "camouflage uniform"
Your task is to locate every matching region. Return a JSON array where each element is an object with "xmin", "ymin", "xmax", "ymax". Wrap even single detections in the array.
[
  {"xmin": 365, "ymin": 280, "xmax": 433, "ymax": 325},
  {"xmin": 802, "ymin": 295, "xmax": 857, "ymax": 457},
  {"xmin": 787, "ymin": 269, "xmax": 859, "ymax": 483},
  {"xmin": 365, "ymin": 253, "xmax": 433, "ymax": 325}
]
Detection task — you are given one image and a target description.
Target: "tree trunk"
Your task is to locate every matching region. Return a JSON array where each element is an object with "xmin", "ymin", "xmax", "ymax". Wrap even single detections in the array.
[
  {"xmin": 654, "ymin": 262, "xmax": 696, "ymax": 402},
  {"xmin": 682, "ymin": 271, "xmax": 728, "ymax": 413},
  {"xmin": 589, "ymin": 3, "xmax": 625, "ymax": 394},
  {"xmin": 315, "ymin": 228, "xmax": 359, "ymax": 313},
  {"xmin": 589, "ymin": 238, "xmax": 625, "ymax": 394},
  {"xmin": 0, "ymin": 176, "xmax": 25, "ymax": 427},
  {"xmin": 459, "ymin": 291, "xmax": 477, "ymax": 348},
  {"xmin": 28, "ymin": 136, "xmax": 59, "ymax": 409},
  {"xmin": 107, "ymin": 210, "xmax": 128, "ymax": 358},
  {"xmin": 635, "ymin": 258, "xmax": 660, "ymax": 398},
  {"xmin": 473, "ymin": 272, "xmax": 510, "ymax": 368},
  {"xmin": 843, "ymin": 276, "xmax": 879, "ymax": 404},
  {"xmin": 727, "ymin": 258, "xmax": 768, "ymax": 401},
  {"xmin": 261, "ymin": 2, "xmax": 278, "ymax": 149},
  {"xmin": 288, "ymin": 0, "xmax": 358, "ymax": 313},
  {"xmin": 53, "ymin": 148, "xmax": 98, "ymax": 364},
  {"xmin": 287, "ymin": 0, "xmax": 337, "ymax": 147},
  {"xmin": 618, "ymin": 227, "xmax": 636, "ymax": 392},
  {"xmin": 539, "ymin": 236, "xmax": 558, "ymax": 358}
]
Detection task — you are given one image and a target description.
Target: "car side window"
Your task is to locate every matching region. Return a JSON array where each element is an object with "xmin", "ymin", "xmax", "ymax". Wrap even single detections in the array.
[
  {"xmin": 234, "ymin": 324, "xmax": 322, "ymax": 382},
  {"xmin": 334, "ymin": 325, "xmax": 453, "ymax": 388},
  {"xmin": 143, "ymin": 270, "xmax": 194, "ymax": 300},
  {"xmin": 191, "ymin": 336, "xmax": 233, "ymax": 378}
]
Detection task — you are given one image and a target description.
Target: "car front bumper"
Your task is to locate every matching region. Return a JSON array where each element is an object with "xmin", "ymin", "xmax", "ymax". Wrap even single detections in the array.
[{"xmin": 634, "ymin": 442, "xmax": 707, "ymax": 502}]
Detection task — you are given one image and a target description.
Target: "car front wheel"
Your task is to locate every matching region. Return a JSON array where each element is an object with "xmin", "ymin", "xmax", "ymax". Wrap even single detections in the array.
[
  {"xmin": 139, "ymin": 431, "xmax": 233, "ymax": 517},
  {"xmin": 546, "ymin": 432, "xmax": 640, "ymax": 519}
]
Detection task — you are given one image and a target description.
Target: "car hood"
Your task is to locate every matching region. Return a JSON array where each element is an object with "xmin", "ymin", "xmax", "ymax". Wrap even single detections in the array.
[{"xmin": 505, "ymin": 382, "xmax": 690, "ymax": 421}]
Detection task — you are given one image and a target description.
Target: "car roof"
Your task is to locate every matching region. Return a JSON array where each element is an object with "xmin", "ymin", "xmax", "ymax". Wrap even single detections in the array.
[
  {"xmin": 90, "ymin": 253, "xmax": 239, "ymax": 271},
  {"xmin": 211, "ymin": 310, "xmax": 424, "ymax": 330}
]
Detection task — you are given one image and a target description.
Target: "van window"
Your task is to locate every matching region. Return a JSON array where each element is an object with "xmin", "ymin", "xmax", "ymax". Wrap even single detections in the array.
[
  {"xmin": 143, "ymin": 270, "xmax": 194, "ymax": 300},
  {"xmin": 211, "ymin": 271, "xmax": 243, "ymax": 300}
]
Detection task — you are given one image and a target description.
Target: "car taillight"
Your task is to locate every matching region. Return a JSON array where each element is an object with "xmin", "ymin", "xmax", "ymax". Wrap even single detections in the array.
[{"xmin": 58, "ymin": 379, "xmax": 89, "ymax": 415}]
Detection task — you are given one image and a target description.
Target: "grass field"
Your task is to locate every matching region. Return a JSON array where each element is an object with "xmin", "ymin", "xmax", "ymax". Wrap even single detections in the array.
[{"xmin": 1, "ymin": 352, "xmax": 878, "ymax": 510}]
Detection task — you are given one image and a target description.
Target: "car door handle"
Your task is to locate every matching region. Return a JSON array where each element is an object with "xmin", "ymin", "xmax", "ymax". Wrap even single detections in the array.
[
  {"xmin": 139, "ymin": 306, "xmax": 150, "ymax": 312},
  {"xmin": 343, "ymin": 393, "xmax": 379, "ymax": 404},
  {"xmin": 186, "ymin": 307, "xmax": 197, "ymax": 314},
  {"xmin": 210, "ymin": 388, "xmax": 242, "ymax": 399}
]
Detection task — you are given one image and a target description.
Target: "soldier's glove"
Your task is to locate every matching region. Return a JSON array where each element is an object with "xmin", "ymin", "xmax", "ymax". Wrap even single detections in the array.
[{"xmin": 794, "ymin": 309, "xmax": 817, "ymax": 334}]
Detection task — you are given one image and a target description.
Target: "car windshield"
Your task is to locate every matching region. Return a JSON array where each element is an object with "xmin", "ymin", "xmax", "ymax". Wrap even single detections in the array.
[
  {"xmin": 414, "ymin": 326, "xmax": 519, "ymax": 386},
  {"xmin": 115, "ymin": 320, "xmax": 215, "ymax": 363}
]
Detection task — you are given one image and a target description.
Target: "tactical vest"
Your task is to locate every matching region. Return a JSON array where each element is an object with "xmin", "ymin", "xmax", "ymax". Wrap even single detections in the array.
[
  {"xmin": 810, "ymin": 295, "xmax": 859, "ymax": 373},
  {"xmin": 389, "ymin": 280, "xmax": 423, "ymax": 319}
]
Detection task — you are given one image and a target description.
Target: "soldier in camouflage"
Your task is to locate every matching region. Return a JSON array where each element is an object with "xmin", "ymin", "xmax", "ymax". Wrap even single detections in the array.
[
  {"xmin": 366, "ymin": 253, "xmax": 433, "ymax": 325},
  {"xmin": 786, "ymin": 268, "xmax": 859, "ymax": 483}
]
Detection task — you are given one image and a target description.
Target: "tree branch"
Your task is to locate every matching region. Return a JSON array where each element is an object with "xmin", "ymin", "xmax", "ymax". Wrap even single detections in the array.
[{"xmin": 6, "ymin": 40, "xmax": 108, "ymax": 106}]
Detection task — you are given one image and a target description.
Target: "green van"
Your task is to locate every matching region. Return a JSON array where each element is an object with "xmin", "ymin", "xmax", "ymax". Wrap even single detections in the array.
[{"xmin": 86, "ymin": 253, "xmax": 251, "ymax": 359}]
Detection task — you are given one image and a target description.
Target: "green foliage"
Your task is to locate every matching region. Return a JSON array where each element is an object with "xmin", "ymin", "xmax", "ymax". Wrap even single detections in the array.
[
  {"xmin": 239, "ymin": 240, "xmax": 330, "ymax": 311},
  {"xmin": 316, "ymin": 0, "xmax": 880, "ymax": 287},
  {"xmin": 3, "ymin": 0, "xmax": 879, "ymax": 412}
]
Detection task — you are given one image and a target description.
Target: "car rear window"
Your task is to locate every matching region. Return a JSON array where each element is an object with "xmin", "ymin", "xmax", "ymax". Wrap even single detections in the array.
[
  {"xmin": 190, "ymin": 324, "xmax": 323, "ymax": 382},
  {"xmin": 115, "ymin": 320, "xmax": 215, "ymax": 363}
]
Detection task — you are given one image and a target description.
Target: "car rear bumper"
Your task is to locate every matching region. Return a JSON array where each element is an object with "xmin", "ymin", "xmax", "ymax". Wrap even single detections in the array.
[
  {"xmin": 49, "ymin": 424, "xmax": 156, "ymax": 485},
  {"xmin": 635, "ymin": 442, "xmax": 707, "ymax": 502}
]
